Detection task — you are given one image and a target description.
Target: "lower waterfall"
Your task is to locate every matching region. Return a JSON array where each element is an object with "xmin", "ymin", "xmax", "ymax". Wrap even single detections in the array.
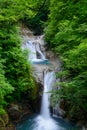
[
  {"xmin": 32, "ymin": 71, "xmax": 62, "ymax": 130},
  {"xmin": 41, "ymin": 71, "xmax": 55, "ymax": 119},
  {"xmin": 16, "ymin": 70, "xmax": 79, "ymax": 130}
]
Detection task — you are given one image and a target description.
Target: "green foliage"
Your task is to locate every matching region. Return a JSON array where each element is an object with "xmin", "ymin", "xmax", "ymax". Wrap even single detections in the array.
[
  {"xmin": 22, "ymin": 0, "xmax": 50, "ymax": 34},
  {"xmin": 0, "ymin": 58, "xmax": 14, "ymax": 113},
  {"xmin": 0, "ymin": 25, "xmax": 35, "ymax": 102},
  {"xmin": 0, "ymin": 0, "xmax": 40, "ymax": 114},
  {"xmin": 0, "ymin": 0, "xmax": 36, "ymax": 24},
  {"xmin": 45, "ymin": 0, "xmax": 87, "ymax": 121}
]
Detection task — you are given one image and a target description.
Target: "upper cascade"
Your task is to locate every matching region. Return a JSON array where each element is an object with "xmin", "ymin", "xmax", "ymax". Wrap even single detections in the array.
[
  {"xmin": 22, "ymin": 37, "xmax": 47, "ymax": 64},
  {"xmin": 35, "ymin": 43, "xmax": 45, "ymax": 59}
]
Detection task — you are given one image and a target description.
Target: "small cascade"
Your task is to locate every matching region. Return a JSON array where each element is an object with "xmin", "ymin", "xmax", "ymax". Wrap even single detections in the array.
[
  {"xmin": 35, "ymin": 43, "xmax": 45, "ymax": 59},
  {"xmin": 23, "ymin": 39, "xmax": 47, "ymax": 63}
]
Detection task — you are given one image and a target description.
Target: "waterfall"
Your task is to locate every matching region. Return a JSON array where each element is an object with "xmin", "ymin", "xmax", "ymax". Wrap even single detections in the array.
[
  {"xmin": 25, "ymin": 37, "xmax": 62, "ymax": 122},
  {"xmin": 33, "ymin": 71, "xmax": 62, "ymax": 130},
  {"xmin": 17, "ymin": 34, "xmax": 79, "ymax": 130},
  {"xmin": 41, "ymin": 71, "xmax": 56, "ymax": 119},
  {"xmin": 24, "ymin": 37, "xmax": 63, "ymax": 129}
]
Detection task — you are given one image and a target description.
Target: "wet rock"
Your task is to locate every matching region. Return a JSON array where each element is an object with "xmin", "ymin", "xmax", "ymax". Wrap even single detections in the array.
[
  {"xmin": 82, "ymin": 126, "xmax": 87, "ymax": 130},
  {"xmin": 46, "ymin": 51, "xmax": 55, "ymax": 60},
  {"xmin": 5, "ymin": 123, "xmax": 16, "ymax": 130},
  {"xmin": 0, "ymin": 112, "xmax": 16, "ymax": 130},
  {"xmin": 33, "ymin": 64, "xmax": 47, "ymax": 85},
  {"xmin": 58, "ymin": 108, "xmax": 66, "ymax": 117},
  {"xmin": 0, "ymin": 112, "xmax": 9, "ymax": 126},
  {"xmin": 8, "ymin": 102, "xmax": 32, "ymax": 123},
  {"xmin": 8, "ymin": 104, "xmax": 21, "ymax": 121}
]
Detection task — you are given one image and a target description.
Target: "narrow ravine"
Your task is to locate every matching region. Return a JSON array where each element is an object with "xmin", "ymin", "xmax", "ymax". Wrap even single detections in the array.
[{"xmin": 16, "ymin": 27, "xmax": 80, "ymax": 130}]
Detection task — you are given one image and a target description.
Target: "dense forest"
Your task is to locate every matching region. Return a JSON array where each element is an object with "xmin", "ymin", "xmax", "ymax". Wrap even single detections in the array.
[{"xmin": 0, "ymin": 0, "xmax": 87, "ymax": 128}]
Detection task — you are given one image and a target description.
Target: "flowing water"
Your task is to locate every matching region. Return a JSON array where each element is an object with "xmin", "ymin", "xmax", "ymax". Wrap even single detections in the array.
[
  {"xmin": 35, "ymin": 43, "xmax": 45, "ymax": 59},
  {"xmin": 17, "ymin": 35, "xmax": 80, "ymax": 130},
  {"xmin": 26, "ymin": 41, "xmax": 37, "ymax": 59},
  {"xmin": 22, "ymin": 39, "xmax": 45, "ymax": 62},
  {"xmin": 41, "ymin": 71, "xmax": 56, "ymax": 119}
]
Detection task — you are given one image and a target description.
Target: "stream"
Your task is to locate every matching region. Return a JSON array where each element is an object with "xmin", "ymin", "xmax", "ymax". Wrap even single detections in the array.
[{"xmin": 16, "ymin": 28, "xmax": 80, "ymax": 130}]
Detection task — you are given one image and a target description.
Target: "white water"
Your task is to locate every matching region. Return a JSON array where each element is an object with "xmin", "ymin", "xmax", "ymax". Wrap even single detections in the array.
[
  {"xmin": 34, "ymin": 71, "xmax": 64, "ymax": 130},
  {"xmin": 35, "ymin": 43, "xmax": 45, "ymax": 59},
  {"xmin": 23, "ymin": 39, "xmax": 45, "ymax": 62},
  {"xmin": 41, "ymin": 71, "xmax": 56, "ymax": 118},
  {"xmin": 26, "ymin": 41, "xmax": 37, "ymax": 59}
]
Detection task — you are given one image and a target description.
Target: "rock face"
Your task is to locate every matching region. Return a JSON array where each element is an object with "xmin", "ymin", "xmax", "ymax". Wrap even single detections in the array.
[
  {"xmin": 7, "ymin": 102, "xmax": 32, "ymax": 123},
  {"xmin": 0, "ymin": 112, "xmax": 9, "ymax": 130},
  {"xmin": 0, "ymin": 111, "xmax": 16, "ymax": 130},
  {"xmin": 0, "ymin": 101, "xmax": 32, "ymax": 129}
]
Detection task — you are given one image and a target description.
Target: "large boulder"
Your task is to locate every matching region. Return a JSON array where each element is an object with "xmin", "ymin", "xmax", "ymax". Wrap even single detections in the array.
[{"xmin": 8, "ymin": 102, "xmax": 32, "ymax": 123}]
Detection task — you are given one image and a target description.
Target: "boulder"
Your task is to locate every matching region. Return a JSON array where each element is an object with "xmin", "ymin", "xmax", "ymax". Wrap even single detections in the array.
[{"xmin": 8, "ymin": 102, "xmax": 32, "ymax": 123}]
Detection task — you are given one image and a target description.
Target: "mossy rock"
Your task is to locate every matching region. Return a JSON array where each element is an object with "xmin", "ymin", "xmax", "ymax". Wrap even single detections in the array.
[
  {"xmin": 0, "ymin": 117, "xmax": 5, "ymax": 127},
  {"xmin": 1, "ymin": 112, "xmax": 9, "ymax": 125},
  {"xmin": 0, "ymin": 111, "xmax": 9, "ymax": 129},
  {"xmin": 5, "ymin": 123, "xmax": 16, "ymax": 130}
]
